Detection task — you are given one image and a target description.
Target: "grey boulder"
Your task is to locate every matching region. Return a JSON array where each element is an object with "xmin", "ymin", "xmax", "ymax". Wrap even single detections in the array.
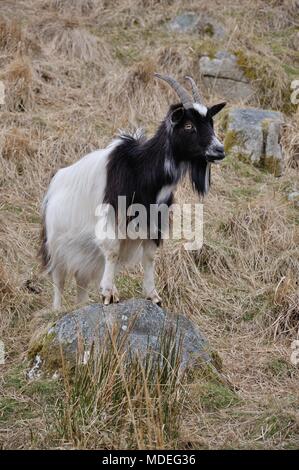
[
  {"xmin": 199, "ymin": 51, "xmax": 254, "ymax": 102},
  {"xmin": 28, "ymin": 299, "xmax": 211, "ymax": 375},
  {"xmin": 167, "ymin": 12, "xmax": 225, "ymax": 39},
  {"xmin": 224, "ymin": 107, "xmax": 285, "ymax": 176}
]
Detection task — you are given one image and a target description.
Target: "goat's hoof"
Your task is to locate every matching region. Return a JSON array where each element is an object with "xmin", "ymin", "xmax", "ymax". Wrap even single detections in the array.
[
  {"xmin": 101, "ymin": 288, "xmax": 120, "ymax": 305},
  {"xmin": 103, "ymin": 295, "xmax": 111, "ymax": 305},
  {"xmin": 146, "ymin": 291, "xmax": 162, "ymax": 306},
  {"xmin": 112, "ymin": 287, "xmax": 120, "ymax": 303}
]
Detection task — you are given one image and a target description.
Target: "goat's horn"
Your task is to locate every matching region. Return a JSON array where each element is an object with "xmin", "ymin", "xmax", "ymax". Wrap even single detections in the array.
[
  {"xmin": 154, "ymin": 73, "xmax": 193, "ymax": 109},
  {"xmin": 185, "ymin": 76, "xmax": 203, "ymax": 104}
]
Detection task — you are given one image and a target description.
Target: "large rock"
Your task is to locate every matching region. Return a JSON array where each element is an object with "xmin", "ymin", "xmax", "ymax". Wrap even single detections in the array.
[
  {"xmin": 167, "ymin": 12, "xmax": 225, "ymax": 39},
  {"xmin": 224, "ymin": 107, "xmax": 285, "ymax": 176},
  {"xmin": 199, "ymin": 51, "xmax": 254, "ymax": 102},
  {"xmin": 28, "ymin": 299, "xmax": 211, "ymax": 375}
]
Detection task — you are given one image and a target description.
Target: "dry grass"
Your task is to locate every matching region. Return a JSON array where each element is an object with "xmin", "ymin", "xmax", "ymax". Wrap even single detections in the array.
[
  {"xmin": 0, "ymin": 17, "xmax": 22, "ymax": 53},
  {"xmin": 3, "ymin": 56, "xmax": 35, "ymax": 112},
  {"xmin": 55, "ymin": 327, "xmax": 187, "ymax": 449},
  {"xmin": 282, "ymin": 112, "xmax": 299, "ymax": 169},
  {"xmin": 45, "ymin": 0, "xmax": 98, "ymax": 15},
  {"xmin": 2, "ymin": 128, "xmax": 36, "ymax": 162},
  {"xmin": 272, "ymin": 278, "xmax": 299, "ymax": 338},
  {"xmin": 0, "ymin": 0, "xmax": 299, "ymax": 450},
  {"xmin": 36, "ymin": 16, "xmax": 99, "ymax": 62}
]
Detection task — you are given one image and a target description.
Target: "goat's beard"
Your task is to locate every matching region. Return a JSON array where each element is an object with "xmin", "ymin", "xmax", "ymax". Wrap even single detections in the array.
[{"xmin": 189, "ymin": 159, "xmax": 210, "ymax": 196}]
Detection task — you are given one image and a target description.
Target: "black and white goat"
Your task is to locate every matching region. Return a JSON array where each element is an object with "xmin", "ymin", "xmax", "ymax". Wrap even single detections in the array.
[{"xmin": 40, "ymin": 74, "xmax": 226, "ymax": 309}]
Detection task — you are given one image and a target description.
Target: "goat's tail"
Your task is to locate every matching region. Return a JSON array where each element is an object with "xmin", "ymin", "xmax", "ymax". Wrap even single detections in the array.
[{"xmin": 38, "ymin": 209, "xmax": 50, "ymax": 271}]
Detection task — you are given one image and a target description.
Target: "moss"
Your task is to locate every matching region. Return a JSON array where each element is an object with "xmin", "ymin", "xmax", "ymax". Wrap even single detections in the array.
[
  {"xmin": 0, "ymin": 397, "xmax": 32, "ymax": 424},
  {"xmin": 265, "ymin": 358, "xmax": 295, "ymax": 378},
  {"xmin": 4, "ymin": 364, "xmax": 27, "ymax": 389},
  {"xmin": 191, "ymin": 39, "xmax": 218, "ymax": 59},
  {"xmin": 217, "ymin": 106, "xmax": 230, "ymax": 133},
  {"xmin": 188, "ymin": 361, "xmax": 239, "ymax": 411},
  {"xmin": 235, "ymin": 49, "xmax": 258, "ymax": 81},
  {"xmin": 223, "ymin": 130, "xmax": 239, "ymax": 153},
  {"xmin": 28, "ymin": 326, "xmax": 56, "ymax": 360},
  {"xmin": 200, "ymin": 381, "xmax": 239, "ymax": 410},
  {"xmin": 261, "ymin": 118, "xmax": 270, "ymax": 133},
  {"xmin": 28, "ymin": 325, "xmax": 66, "ymax": 374},
  {"xmin": 262, "ymin": 155, "xmax": 282, "ymax": 177}
]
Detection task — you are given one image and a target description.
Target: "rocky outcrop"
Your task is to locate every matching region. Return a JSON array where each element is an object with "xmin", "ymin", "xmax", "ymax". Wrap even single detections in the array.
[
  {"xmin": 28, "ymin": 299, "xmax": 212, "ymax": 376},
  {"xmin": 167, "ymin": 12, "xmax": 225, "ymax": 39},
  {"xmin": 224, "ymin": 107, "xmax": 285, "ymax": 176},
  {"xmin": 199, "ymin": 51, "xmax": 254, "ymax": 102}
]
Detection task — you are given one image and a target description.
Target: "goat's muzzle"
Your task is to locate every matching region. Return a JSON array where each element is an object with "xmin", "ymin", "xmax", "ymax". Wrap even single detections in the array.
[{"xmin": 205, "ymin": 143, "xmax": 225, "ymax": 163}]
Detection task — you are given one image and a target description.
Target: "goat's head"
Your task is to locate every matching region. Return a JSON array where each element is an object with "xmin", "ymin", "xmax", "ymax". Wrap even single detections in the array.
[{"xmin": 155, "ymin": 73, "xmax": 226, "ymax": 164}]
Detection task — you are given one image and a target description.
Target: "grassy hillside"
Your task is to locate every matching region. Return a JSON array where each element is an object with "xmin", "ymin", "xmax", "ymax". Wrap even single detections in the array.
[{"xmin": 0, "ymin": 0, "xmax": 298, "ymax": 449}]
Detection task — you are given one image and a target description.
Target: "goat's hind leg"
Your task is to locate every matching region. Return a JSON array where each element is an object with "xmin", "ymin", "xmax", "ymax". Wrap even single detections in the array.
[{"xmin": 52, "ymin": 266, "xmax": 66, "ymax": 310}]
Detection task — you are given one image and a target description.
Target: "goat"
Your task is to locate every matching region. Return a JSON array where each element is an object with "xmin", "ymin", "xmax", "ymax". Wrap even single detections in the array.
[{"xmin": 40, "ymin": 74, "xmax": 226, "ymax": 309}]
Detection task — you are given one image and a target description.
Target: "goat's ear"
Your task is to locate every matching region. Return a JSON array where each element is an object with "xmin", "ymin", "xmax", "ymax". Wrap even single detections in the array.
[
  {"xmin": 208, "ymin": 102, "xmax": 226, "ymax": 117},
  {"xmin": 170, "ymin": 107, "xmax": 185, "ymax": 125}
]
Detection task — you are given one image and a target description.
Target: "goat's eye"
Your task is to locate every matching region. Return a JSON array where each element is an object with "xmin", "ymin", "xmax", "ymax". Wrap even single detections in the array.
[{"xmin": 184, "ymin": 122, "xmax": 193, "ymax": 130}]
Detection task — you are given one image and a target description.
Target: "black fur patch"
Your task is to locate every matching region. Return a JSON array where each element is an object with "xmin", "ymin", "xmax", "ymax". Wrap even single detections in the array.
[
  {"xmin": 189, "ymin": 159, "xmax": 210, "ymax": 195},
  {"xmin": 104, "ymin": 123, "xmax": 178, "ymax": 213},
  {"xmin": 103, "ymin": 104, "xmax": 217, "ymax": 241}
]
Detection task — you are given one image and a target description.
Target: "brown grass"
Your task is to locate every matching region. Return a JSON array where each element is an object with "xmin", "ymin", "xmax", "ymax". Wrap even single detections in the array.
[
  {"xmin": 272, "ymin": 278, "xmax": 299, "ymax": 338},
  {"xmin": 0, "ymin": 0, "xmax": 299, "ymax": 450},
  {"xmin": 0, "ymin": 17, "xmax": 22, "ymax": 53},
  {"xmin": 2, "ymin": 128, "xmax": 36, "ymax": 162},
  {"xmin": 3, "ymin": 56, "xmax": 35, "ymax": 111},
  {"xmin": 36, "ymin": 16, "xmax": 99, "ymax": 62},
  {"xmin": 44, "ymin": 0, "xmax": 98, "ymax": 15},
  {"xmin": 0, "ymin": 264, "xmax": 13, "ymax": 299},
  {"xmin": 282, "ymin": 113, "xmax": 299, "ymax": 169}
]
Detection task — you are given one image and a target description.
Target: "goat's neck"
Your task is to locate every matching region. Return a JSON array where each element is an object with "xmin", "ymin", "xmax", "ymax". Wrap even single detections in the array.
[{"xmin": 141, "ymin": 123, "xmax": 186, "ymax": 190}]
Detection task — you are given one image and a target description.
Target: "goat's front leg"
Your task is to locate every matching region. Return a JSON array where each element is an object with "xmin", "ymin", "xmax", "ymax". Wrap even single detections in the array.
[
  {"xmin": 100, "ymin": 239, "xmax": 120, "ymax": 305},
  {"xmin": 142, "ymin": 240, "xmax": 162, "ymax": 305}
]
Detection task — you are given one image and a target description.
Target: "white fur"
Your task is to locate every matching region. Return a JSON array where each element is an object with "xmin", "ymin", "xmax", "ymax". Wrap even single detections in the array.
[
  {"xmin": 44, "ymin": 140, "xmax": 119, "ymax": 278},
  {"xmin": 193, "ymin": 103, "xmax": 207, "ymax": 116},
  {"xmin": 43, "ymin": 138, "xmax": 159, "ymax": 309},
  {"xmin": 156, "ymin": 184, "xmax": 176, "ymax": 204}
]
